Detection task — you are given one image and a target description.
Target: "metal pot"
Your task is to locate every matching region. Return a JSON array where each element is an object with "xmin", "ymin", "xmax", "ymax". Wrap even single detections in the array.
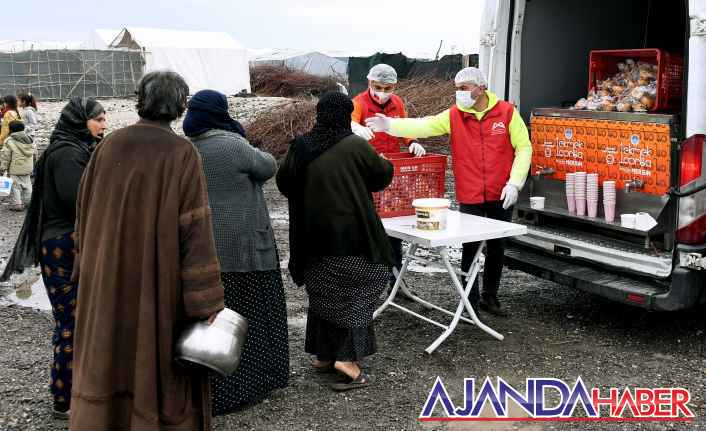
[{"xmin": 175, "ymin": 308, "xmax": 248, "ymax": 376}]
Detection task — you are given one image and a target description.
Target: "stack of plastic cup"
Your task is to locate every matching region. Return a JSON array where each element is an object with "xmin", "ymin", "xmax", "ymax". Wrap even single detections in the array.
[
  {"xmin": 574, "ymin": 172, "xmax": 587, "ymax": 216},
  {"xmin": 565, "ymin": 173, "xmax": 576, "ymax": 213},
  {"xmin": 603, "ymin": 181, "xmax": 617, "ymax": 223},
  {"xmin": 587, "ymin": 173, "xmax": 599, "ymax": 218}
]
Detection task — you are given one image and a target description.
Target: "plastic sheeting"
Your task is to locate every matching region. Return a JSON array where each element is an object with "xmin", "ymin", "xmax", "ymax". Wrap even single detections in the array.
[
  {"xmin": 251, "ymin": 51, "xmax": 347, "ymax": 78},
  {"xmin": 111, "ymin": 27, "xmax": 251, "ymax": 95},
  {"xmin": 347, "ymin": 53, "xmax": 473, "ymax": 96}
]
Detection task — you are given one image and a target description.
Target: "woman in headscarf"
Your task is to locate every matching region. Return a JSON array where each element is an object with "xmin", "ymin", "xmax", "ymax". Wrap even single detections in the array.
[
  {"xmin": 276, "ymin": 92, "xmax": 394, "ymax": 392},
  {"xmin": 184, "ymin": 89, "xmax": 289, "ymax": 413},
  {"xmin": 1, "ymin": 97, "xmax": 106, "ymax": 419}
]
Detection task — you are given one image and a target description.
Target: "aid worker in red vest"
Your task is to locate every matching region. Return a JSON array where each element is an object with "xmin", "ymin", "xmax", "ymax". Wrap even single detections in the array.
[
  {"xmin": 366, "ymin": 67, "xmax": 532, "ymax": 316},
  {"xmin": 350, "ymin": 63, "xmax": 426, "ymax": 277},
  {"xmin": 350, "ymin": 64, "xmax": 426, "ymax": 156}
]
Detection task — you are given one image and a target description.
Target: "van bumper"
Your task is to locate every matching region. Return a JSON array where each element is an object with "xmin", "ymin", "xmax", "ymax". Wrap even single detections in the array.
[{"xmin": 505, "ymin": 242, "xmax": 706, "ymax": 311}]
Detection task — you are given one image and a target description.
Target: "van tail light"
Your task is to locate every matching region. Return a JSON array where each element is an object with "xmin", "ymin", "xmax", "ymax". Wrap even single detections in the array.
[
  {"xmin": 679, "ymin": 135, "xmax": 703, "ymax": 186},
  {"xmin": 676, "ymin": 135, "xmax": 706, "ymax": 245}
]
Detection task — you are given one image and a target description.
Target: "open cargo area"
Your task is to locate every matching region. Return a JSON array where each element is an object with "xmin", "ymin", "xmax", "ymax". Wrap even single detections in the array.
[{"xmin": 503, "ymin": 0, "xmax": 706, "ymax": 311}]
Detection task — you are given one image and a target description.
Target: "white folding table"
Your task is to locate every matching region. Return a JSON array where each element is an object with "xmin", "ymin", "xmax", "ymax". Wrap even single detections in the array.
[{"xmin": 374, "ymin": 211, "xmax": 527, "ymax": 354}]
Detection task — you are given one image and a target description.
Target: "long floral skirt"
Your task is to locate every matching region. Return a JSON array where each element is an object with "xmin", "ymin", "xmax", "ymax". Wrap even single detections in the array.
[{"xmin": 39, "ymin": 231, "xmax": 77, "ymax": 412}]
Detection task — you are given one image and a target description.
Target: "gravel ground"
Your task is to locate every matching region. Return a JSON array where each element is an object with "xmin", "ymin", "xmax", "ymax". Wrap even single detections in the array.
[
  {"xmin": 0, "ymin": 101, "xmax": 704, "ymax": 430},
  {"xmin": 26, "ymin": 96, "xmax": 295, "ymax": 153}
]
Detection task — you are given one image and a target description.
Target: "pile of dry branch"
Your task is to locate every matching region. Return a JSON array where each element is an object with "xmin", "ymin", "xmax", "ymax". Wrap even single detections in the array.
[
  {"xmin": 246, "ymin": 100, "xmax": 316, "ymax": 160},
  {"xmin": 395, "ymin": 76, "xmax": 455, "ymax": 152},
  {"xmin": 250, "ymin": 66, "xmax": 340, "ymax": 98},
  {"xmin": 395, "ymin": 75, "xmax": 456, "ymax": 117},
  {"xmin": 246, "ymin": 75, "xmax": 455, "ymax": 160}
]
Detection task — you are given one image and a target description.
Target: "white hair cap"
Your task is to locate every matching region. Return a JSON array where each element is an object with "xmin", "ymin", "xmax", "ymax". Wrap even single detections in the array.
[
  {"xmin": 454, "ymin": 67, "xmax": 488, "ymax": 87},
  {"xmin": 367, "ymin": 64, "xmax": 398, "ymax": 84}
]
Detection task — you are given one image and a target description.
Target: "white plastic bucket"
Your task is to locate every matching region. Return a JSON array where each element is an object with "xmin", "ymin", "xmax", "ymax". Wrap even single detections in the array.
[
  {"xmin": 0, "ymin": 176, "xmax": 13, "ymax": 197},
  {"xmin": 412, "ymin": 198, "xmax": 450, "ymax": 231}
]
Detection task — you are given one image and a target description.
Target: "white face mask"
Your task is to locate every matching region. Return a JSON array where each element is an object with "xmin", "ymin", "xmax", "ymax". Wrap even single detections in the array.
[
  {"xmin": 371, "ymin": 89, "xmax": 392, "ymax": 103},
  {"xmin": 456, "ymin": 90, "xmax": 478, "ymax": 109}
]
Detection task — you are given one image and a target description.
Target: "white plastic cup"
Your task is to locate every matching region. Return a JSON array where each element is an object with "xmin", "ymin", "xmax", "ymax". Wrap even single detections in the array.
[
  {"xmin": 530, "ymin": 196, "xmax": 546, "ymax": 210},
  {"xmin": 604, "ymin": 202, "xmax": 616, "ymax": 223},
  {"xmin": 567, "ymin": 194, "xmax": 576, "ymax": 213}
]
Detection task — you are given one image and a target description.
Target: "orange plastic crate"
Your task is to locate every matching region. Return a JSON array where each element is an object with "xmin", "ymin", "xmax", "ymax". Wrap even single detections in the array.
[
  {"xmin": 373, "ymin": 152, "xmax": 447, "ymax": 218},
  {"xmin": 530, "ymin": 116, "xmax": 672, "ymax": 196}
]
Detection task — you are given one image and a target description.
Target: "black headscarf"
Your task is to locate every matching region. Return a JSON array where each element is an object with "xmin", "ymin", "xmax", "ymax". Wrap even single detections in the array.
[
  {"xmin": 1, "ymin": 97, "xmax": 102, "ymax": 281},
  {"xmin": 182, "ymin": 90, "xmax": 246, "ymax": 138},
  {"xmin": 291, "ymin": 91, "xmax": 353, "ymax": 170}
]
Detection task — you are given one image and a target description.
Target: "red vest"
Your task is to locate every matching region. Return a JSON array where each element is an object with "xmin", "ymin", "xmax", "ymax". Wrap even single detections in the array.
[
  {"xmin": 449, "ymin": 100, "xmax": 515, "ymax": 204},
  {"xmin": 353, "ymin": 91, "xmax": 406, "ymax": 153}
]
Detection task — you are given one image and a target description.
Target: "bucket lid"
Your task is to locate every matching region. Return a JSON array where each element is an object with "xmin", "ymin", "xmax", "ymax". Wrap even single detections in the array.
[{"xmin": 412, "ymin": 198, "xmax": 450, "ymax": 209}]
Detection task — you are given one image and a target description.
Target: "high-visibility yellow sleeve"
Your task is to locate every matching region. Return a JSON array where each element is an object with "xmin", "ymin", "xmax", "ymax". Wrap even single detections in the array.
[
  {"xmin": 508, "ymin": 108, "xmax": 532, "ymax": 188},
  {"xmin": 388, "ymin": 109, "xmax": 451, "ymax": 138}
]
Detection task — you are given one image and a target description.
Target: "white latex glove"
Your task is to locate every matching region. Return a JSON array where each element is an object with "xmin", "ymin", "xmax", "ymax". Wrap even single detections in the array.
[
  {"xmin": 351, "ymin": 121, "xmax": 374, "ymax": 141},
  {"xmin": 365, "ymin": 113, "xmax": 392, "ymax": 133},
  {"xmin": 500, "ymin": 183, "xmax": 519, "ymax": 210},
  {"xmin": 408, "ymin": 142, "xmax": 426, "ymax": 157}
]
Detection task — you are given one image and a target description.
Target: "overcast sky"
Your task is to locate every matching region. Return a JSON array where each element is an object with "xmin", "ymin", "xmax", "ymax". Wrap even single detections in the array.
[{"xmin": 12, "ymin": 0, "xmax": 484, "ymax": 54}]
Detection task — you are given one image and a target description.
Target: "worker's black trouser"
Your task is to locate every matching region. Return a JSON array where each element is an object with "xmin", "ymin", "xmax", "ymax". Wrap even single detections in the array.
[{"xmin": 460, "ymin": 201, "xmax": 513, "ymax": 305}]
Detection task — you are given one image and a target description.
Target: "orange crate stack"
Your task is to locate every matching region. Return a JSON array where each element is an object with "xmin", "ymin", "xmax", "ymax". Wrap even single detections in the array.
[
  {"xmin": 530, "ymin": 116, "xmax": 548, "ymax": 176},
  {"xmin": 530, "ymin": 117, "xmax": 588, "ymax": 181},
  {"xmin": 531, "ymin": 116, "xmax": 672, "ymax": 196},
  {"xmin": 373, "ymin": 153, "xmax": 448, "ymax": 218}
]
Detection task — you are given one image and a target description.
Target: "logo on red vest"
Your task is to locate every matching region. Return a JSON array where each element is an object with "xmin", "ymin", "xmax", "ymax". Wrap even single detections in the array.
[{"xmin": 491, "ymin": 121, "xmax": 507, "ymax": 135}]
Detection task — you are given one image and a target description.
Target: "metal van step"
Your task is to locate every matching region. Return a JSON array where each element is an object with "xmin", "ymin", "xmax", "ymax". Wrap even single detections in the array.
[
  {"xmin": 510, "ymin": 225, "xmax": 673, "ymax": 278},
  {"xmin": 505, "ymin": 244, "xmax": 668, "ymax": 309}
]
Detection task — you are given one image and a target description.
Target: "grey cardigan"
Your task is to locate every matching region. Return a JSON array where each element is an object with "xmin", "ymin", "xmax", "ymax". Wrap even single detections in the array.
[{"xmin": 191, "ymin": 129, "xmax": 279, "ymax": 272}]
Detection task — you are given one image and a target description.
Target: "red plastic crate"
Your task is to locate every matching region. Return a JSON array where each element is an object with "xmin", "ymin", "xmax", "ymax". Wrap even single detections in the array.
[
  {"xmin": 588, "ymin": 48, "xmax": 684, "ymax": 112},
  {"xmin": 373, "ymin": 152, "xmax": 447, "ymax": 218}
]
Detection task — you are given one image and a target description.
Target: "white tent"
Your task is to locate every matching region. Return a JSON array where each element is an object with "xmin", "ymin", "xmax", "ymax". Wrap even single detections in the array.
[
  {"xmin": 249, "ymin": 49, "xmax": 347, "ymax": 78},
  {"xmin": 110, "ymin": 27, "xmax": 250, "ymax": 95},
  {"xmin": 87, "ymin": 29, "xmax": 121, "ymax": 49}
]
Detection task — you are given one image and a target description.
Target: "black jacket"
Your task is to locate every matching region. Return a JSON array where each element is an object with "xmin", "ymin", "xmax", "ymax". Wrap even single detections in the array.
[
  {"xmin": 41, "ymin": 143, "xmax": 91, "ymax": 241},
  {"xmin": 277, "ymin": 134, "xmax": 394, "ymax": 285}
]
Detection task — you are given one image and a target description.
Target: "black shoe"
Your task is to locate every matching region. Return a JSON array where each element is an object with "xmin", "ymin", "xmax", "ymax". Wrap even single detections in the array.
[
  {"xmin": 52, "ymin": 402, "xmax": 70, "ymax": 420},
  {"xmin": 479, "ymin": 295, "xmax": 507, "ymax": 317}
]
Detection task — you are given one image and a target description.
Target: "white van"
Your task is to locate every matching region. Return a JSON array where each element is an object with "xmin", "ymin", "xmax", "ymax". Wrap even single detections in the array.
[{"xmin": 480, "ymin": 0, "xmax": 706, "ymax": 310}]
